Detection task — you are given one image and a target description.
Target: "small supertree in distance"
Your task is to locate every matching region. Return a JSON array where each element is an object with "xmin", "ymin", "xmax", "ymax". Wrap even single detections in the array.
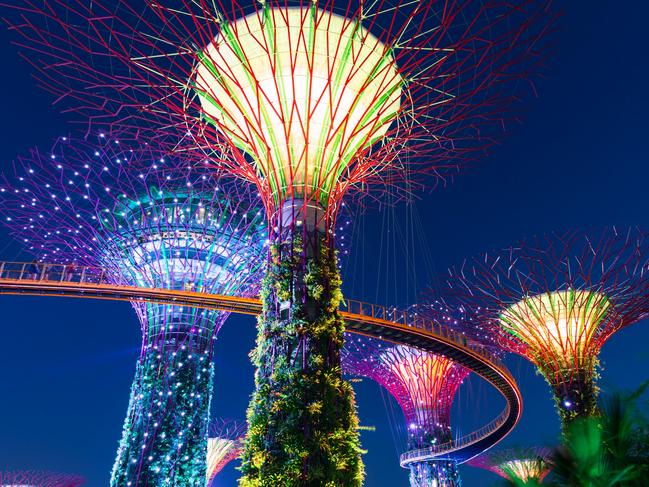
[
  {"xmin": 4, "ymin": 1, "xmax": 555, "ymax": 483},
  {"xmin": 0, "ymin": 135, "xmax": 267, "ymax": 486},
  {"xmin": 438, "ymin": 227, "xmax": 649, "ymax": 431},
  {"xmin": 467, "ymin": 447, "xmax": 552, "ymax": 484},
  {"xmin": 206, "ymin": 419, "xmax": 246, "ymax": 486},
  {"xmin": 0, "ymin": 471, "xmax": 85, "ymax": 487},
  {"xmin": 342, "ymin": 335, "xmax": 470, "ymax": 486}
]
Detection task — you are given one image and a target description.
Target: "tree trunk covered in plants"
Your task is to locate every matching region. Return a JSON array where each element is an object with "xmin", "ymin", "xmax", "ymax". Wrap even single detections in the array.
[
  {"xmin": 240, "ymin": 231, "xmax": 364, "ymax": 486},
  {"xmin": 551, "ymin": 370, "xmax": 600, "ymax": 432}
]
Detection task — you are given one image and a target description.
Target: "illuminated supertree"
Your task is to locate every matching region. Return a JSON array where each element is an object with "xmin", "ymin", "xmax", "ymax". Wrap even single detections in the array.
[
  {"xmin": 5, "ymin": 0, "xmax": 554, "ymax": 483},
  {"xmin": 467, "ymin": 447, "xmax": 552, "ymax": 483},
  {"xmin": 0, "ymin": 471, "xmax": 85, "ymax": 487},
  {"xmin": 0, "ymin": 136, "xmax": 267, "ymax": 486},
  {"xmin": 437, "ymin": 227, "xmax": 649, "ymax": 429},
  {"xmin": 342, "ymin": 335, "xmax": 469, "ymax": 486},
  {"xmin": 206, "ymin": 420, "xmax": 246, "ymax": 486}
]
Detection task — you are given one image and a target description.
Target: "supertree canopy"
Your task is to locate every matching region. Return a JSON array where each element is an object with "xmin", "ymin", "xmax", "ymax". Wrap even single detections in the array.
[
  {"xmin": 4, "ymin": 0, "xmax": 554, "ymax": 483},
  {"xmin": 0, "ymin": 136, "xmax": 267, "ymax": 487},
  {"xmin": 0, "ymin": 471, "xmax": 85, "ymax": 487},
  {"xmin": 5, "ymin": 0, "xmax": 554, "ymax": 215},
  {"xmin": 206, "ymin": 419, "xmax": 246, "ymax": 486},
  {"xmin": 438, "ymin": 227, "xmax": 649, "ymax": 428},
  {"xmin": 467, "ymin": 447, "xmax": 552, "ymax": 483},
  {"xmin": 342, "ymin": 335, "xmax": 469, "ymax": 486}
]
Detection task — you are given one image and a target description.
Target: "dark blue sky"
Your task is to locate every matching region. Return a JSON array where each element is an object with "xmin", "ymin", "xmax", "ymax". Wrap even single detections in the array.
[{"xmin": 0, "ymin": 1, "xmax": 648, "ymax": 486}]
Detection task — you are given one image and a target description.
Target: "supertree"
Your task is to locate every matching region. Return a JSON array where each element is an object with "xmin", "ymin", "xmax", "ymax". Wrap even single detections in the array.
[
  {"xmin": 436, "ymin": 227, "xmax": 649, "ymax": 430},
  {"xmin": 0, "ymin": 135, "xmax": 267, "ymax": 486},
  {"xmin": 4, "ymin": 0, "xmax": 554, "ymax": 483},
  {"xmin": 206, "ymin": 420, "xmax": 246, "ymax": 486},
  {"xmin": 0, "ymin": 471, "xmax": 85, "ymax": 487},
  {"xmin": 342, "ymin": 335, "xmax": 470, "ymax": 486},
  {"xmin": 467, "ymin": 447, "xmax": 552, "ymax": 483}
]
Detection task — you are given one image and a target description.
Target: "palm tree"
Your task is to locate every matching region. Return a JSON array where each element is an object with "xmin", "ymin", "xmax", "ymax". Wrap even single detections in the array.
[{"xmin": 546, "ymin": 381, "xmax": 649, "ymax": 487}]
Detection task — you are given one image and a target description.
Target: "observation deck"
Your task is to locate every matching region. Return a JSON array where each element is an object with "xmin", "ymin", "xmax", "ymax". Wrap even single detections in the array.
[{"xmin": 0, "ymin": 261, "xmax": 521, "ymax": 463}]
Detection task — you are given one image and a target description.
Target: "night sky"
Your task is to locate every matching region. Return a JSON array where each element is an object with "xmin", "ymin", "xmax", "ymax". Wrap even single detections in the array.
[{"xmin": 0, "ymin": 2, "xmax": 648, "ymax": 486}]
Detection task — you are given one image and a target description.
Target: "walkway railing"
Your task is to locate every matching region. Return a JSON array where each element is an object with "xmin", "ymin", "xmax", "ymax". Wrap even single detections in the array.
[
  {"xmin": 2, "ymin": 262, "xmax": 504, "ymax": 369},
  {"xmin": 399, "ymin": 404, "xmax": 511, "ymax": 466},
  {"xmin": 0, "ymin": 261, "xmax": 108, "ymax": 285},
  {"xmin": 342, "ymin": 298, "xmax": 509, "ymax": 380},
  {"xmin": 0, "ymin": 260, "xmax": 513, "ymax": 381}
]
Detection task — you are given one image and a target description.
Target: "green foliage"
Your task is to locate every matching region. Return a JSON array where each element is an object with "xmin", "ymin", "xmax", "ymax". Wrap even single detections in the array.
[
  {"xmin": 544, "ymin": 381, "xmax": 649, "ymax": 487},
  {"xmin": 240, "ymin": 235, "xmax": 364, "ymax": 486},
  {"xmin": 536, "ymin": 365, "xmax": 601, "ymax": 432}
]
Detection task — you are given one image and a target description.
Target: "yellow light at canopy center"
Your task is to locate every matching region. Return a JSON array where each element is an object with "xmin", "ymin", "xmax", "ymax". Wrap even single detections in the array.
[
  {"xmin": 195, "ymin": 5, "xmax": 403, "ymax": 206},
  {"xmin": 499, "ymin": 289, "xmax": 610, "ymax": 371},
  {"xmin": 499, "ymin": 459, "xmax": 547, "ymax": 482}
]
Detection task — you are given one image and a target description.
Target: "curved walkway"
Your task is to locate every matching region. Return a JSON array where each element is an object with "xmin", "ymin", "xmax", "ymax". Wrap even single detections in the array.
[{"xmin": 0, "ymin": 261, "xmax": 521, "ymax": 463}]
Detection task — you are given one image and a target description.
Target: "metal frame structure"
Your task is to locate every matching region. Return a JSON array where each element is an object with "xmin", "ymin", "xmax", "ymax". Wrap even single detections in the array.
[
  {"xmin": 206, "ymin": 420, "xmax": 246, "ymax": 486},
  {"xmin": 5, "ymin": 0, "xmax": 554, "ymax": 222},
  {"xmin": 3, "ymin": 1, "xmax": 553, "ymax": 482},
  {"xmin": 343, "ymin": 336, "xmax": 469, "ymax": 486}
]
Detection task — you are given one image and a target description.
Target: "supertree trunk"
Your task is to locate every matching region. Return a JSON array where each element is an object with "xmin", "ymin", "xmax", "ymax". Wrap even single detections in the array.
[
  {"xmin": 240, "ymin": 202, "xmax": 363, "ymax": 486},
  {"xmin": 407, "ymin": 424, "xmax": 461, "ymax": 487},
  {"xmin": 111, "ymin": 305, "xmax": 221, "ymax": 486},
  {"xmin": 550, "ymin": 370, "xmax": 600, "ymax": 429},
  {"xmin": 409, "ymin": 460, "xmax": 461, "ymax": 487}
]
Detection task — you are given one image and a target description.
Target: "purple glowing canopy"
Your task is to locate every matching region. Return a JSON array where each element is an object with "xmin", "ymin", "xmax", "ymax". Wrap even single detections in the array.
[
  {"xmin": 1, "ymin": 134, "xmax": 268, "ymax": 298},
  {"xmin": 342, "ymin": 334, "xmax": 470, "ymax": 485},
  {"xmin": 467, "ymin": 446, "xmax": 553, "ymax": 482}
]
